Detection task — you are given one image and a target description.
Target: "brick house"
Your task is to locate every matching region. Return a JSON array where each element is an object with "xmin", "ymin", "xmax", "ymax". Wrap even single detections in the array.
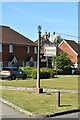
[
  {"xmin": 35, "ymin": 33, "xmax": 80, "ymax": 68},
  {"xmin": 58, "ymin": 39, "xmax": 80, "ymax": 68},
  {"xmin": 0, "ymin": 25, "xmax": 38, "ymax": 68}
]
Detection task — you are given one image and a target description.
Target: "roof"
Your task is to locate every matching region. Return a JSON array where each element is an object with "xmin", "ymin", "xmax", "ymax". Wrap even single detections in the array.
[
  {"xmin": 35, "ymin": 39, "xmax": 53, "ymax": 46},
  {"xmin": 0, "ymin": 25, "xmax": 37, "ymax": 46},
  {"xmin": 58, "ymin": 39, "xmax": 80, "ymax": 54}
]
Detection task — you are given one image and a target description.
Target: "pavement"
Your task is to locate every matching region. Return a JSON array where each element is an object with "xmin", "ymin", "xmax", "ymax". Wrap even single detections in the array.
[
  {"xmin": 0, "ymin": 102, "xmax": 27, "ymax": 119},
  {"xmin": 1, "ymin": 86, "xmax": 80, "ymax": 93},
  {"xmin": 0, "ymin": 86, "xmax": 80, "ymax": 119}
]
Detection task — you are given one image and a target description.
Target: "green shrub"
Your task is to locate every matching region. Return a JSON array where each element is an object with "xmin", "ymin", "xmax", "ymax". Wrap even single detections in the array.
[
  {"xmin": 20, "ymin": 66, "xmax": 34, "ymax": 78},
  {"xmin": 20, "ymin": 66, "xmax": 56, "ymax": 79},
  {"xmin": 40, "ymin": 71, "xmax": 50, "ymax": 79},
  {"xmin": 55, "ymin": 69, "xmax": 63, "ymax": 75},
  {"xmin": 40, "ymin": 68, "xmax": 55, "ymax": 78},
  {"xmin": 75, "ymin": 68, "xmax": 80, "ymax": 75},
  {"xmin": 31, "ymin": 69, "xmax": 37, "ymax": 79}
]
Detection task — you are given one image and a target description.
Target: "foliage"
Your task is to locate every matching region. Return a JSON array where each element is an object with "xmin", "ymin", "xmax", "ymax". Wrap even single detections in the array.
[
  {"xmin": 31, "ymin": 68, "xmax": 56, "ymax": 79},
  {"xmin": 20, "ymin": 66, "xmax": 55, "ymax": 79},
  {"xmin": 40, "ymin": 68, "xmax": 55, "ymax": 78},
  {"xmin": 20, "ymin": 66, "xmax": 33, "ymax": 78},
  {"xmin": 56, "ymin": 52, "xmax": 74, "ymax": 70},
  {"xmin": 75, "ymin": 68, "xmax": 80, "ymax": 75},
  {"xmin": 31, "ymin": 69, "xmax": 37, "ymax": 79}
]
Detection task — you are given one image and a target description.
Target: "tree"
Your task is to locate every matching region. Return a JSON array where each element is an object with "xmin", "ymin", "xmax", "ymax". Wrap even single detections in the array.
[{"xmin": 56, "ymin": 52, "xmax": 74, "ymax": 70}]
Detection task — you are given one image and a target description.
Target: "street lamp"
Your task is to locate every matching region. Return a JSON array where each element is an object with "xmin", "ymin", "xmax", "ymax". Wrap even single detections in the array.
[
  {"xmin": 50, "ymin": 32, "xmax": 58, "ymax": 76},
  {"xmin": 37, "ymin": 26, "xmax": 41, "ymax": 89},
  {"xmin": 34, "ymin": 26, "xmax": 43, "ymax": 94}
]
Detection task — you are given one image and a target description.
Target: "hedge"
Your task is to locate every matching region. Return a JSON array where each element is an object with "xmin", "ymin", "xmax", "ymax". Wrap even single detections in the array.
[{"xmin": 20, "ymin": 66, "xmax": 56, "ymax": 79}]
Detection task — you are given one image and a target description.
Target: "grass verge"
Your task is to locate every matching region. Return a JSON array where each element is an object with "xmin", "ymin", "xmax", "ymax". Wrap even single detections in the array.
[
  {"xmin": 1, "ymin": 89, "xmax": 79, "ymax": 114},
  {"xmin": 1, "ymin": 75, "xmax": 78, "ymax": 90}
]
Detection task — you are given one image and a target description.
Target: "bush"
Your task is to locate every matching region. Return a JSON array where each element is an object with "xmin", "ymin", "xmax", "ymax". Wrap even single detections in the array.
[
  {"xmin": 40, "ymin": 68, "xmax": 55, "ymax": 79},
  {"xmin": 40, "ymin": 71, "xmax": 50, "ymax": 79},
  {"xmin": 20, "ymin": 66, "xmax": 56, "ymax": 79},
  {"xmin": 31, "ymin": 69, "xmax": 37, "ymax": 79},
  {"xmin": 75, "ymin": 68, "xmax": 80, "ymax": 75},
  {"xmin": 31, "ymin": 68, "xmax": 51, "ymax": 79},
  {"xmin": 20, "ymin": 66, "xmax": 34, "ymax": 78},
  {"xmin": 56, "ymin": 69, "xmax": 63, "ymax": 75}
]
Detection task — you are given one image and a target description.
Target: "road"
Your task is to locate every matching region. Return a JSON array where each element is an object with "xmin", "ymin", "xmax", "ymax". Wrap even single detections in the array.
[
  {"xmin": 53, "ymin": 112, "xmax": 80, "ymax": 119},
  {"xmin": 0, "ymin": 102, "xmax": 27, "ymax": 119},
  {"xmin": 0, "ymin": 101, "xmax": 80, "ymax": 119}
]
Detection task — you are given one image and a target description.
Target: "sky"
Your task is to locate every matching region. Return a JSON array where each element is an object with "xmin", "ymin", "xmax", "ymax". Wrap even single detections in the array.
[{"xmin": 0, "ymin": 2, "xmax": 78, "ymax": 42}]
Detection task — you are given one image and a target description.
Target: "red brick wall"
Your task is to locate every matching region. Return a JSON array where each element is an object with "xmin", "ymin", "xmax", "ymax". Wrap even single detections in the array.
[
  {"xmin": 2, "ymin": 44, "xmax": 9, "ymax": 61},
  {"xmin": 2, "ymin": 44, "xmax": 37, "ymax": 62},
  {"xmin": 59, "ymin": 42, "xmax": 77, "ymax": 63}
]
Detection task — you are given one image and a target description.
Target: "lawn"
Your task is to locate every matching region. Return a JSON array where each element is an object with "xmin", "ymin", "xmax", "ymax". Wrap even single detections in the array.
[
  {"xmin": 0, "ymin": 75, "xmax": 78, "ymax": 90},
  {"xmin": 1, "ymin": 89, "xmax": 79, "ymax": 114}
]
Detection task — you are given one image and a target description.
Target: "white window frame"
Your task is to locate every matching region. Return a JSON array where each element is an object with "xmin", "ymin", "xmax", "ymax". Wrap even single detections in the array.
[
  {"xmin": 0, "ymin": 62, "xmax": 3, "ymax": 69},
  {"xmin": 9, "ymin": 45, "xmax": 13, "ymax": 53},
  {"xmin": 34, "ymin": 46, "xmax": 37, "ymax": 54},
  {"xmin": 26, "ymin": 46, "xmax": 30, "ymax": 53},
  {"xmin": 0, "ymin": 44, "xmax": 2, "ymax": 53}
]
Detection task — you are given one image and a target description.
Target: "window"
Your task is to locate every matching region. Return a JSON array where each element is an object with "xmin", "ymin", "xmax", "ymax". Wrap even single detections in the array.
[
  {"xmin": 0, "ymin": 62, "xmax": 3, "ymax": 69},
  {"xmin": 26, "ymin": 46, "xmax": 30, "ymax": 53},
  {"xmin": 0, "ymin": 44, "xmax": 2, "ymax": 53},
  {"xmin": 9, "ymin": 45, "xmax": 13, "ymax": 53},
  {"xmin": 34, "ymin": 47, "xmax": 37, "ymax": 54}
]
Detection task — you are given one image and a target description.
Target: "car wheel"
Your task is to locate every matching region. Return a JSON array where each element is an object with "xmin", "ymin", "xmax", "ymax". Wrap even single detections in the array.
[
  {"xmin": 22, "ymin": 74, "xmax": 27, "ymax": 79},
  {"xmin": 11, "ymin": 75, "xmax": 16, "ymax": 80}
]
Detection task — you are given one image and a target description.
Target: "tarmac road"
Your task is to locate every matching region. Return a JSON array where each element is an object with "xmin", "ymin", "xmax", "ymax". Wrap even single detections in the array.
[
  {"xmin": 0, "ymin": 102, "xmax": 27, "ymax": 119},
  {"xmin": 0, "ymin": 101, "xmax": 80, "ymax": 120},
  {"xmin": 52, "ymin": 112, "xmax": 80, "ymax": 119}
]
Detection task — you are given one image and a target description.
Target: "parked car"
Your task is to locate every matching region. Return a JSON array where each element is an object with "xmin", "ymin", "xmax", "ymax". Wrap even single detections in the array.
[{"xmin": 0, "ymin": 67, "xmax": 27, "ymax": 80}]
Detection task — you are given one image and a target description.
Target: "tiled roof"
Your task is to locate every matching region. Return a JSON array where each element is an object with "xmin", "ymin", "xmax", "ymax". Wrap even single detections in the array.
[
  {"xmin": 64, "ymin": 39, "xmax": 80, "ymax": 54},
  {"xmin": 0, "ymin": 25, "xmax": 37, "ymax": 46}
]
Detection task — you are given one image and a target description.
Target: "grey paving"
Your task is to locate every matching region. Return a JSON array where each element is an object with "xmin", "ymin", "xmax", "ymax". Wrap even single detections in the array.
[
  {"xmin": 0, "ymin": 102, "xmax": 27, "ymax": 118},
  {"xmin": 0, "ymin": 86, "xmax": 80, "ymax": 93}
]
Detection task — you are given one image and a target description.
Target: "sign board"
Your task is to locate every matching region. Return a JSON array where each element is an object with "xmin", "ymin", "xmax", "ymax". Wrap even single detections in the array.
[{"xmin": 44, "ymin": 46, "xmax": 56, "ymax": 56}]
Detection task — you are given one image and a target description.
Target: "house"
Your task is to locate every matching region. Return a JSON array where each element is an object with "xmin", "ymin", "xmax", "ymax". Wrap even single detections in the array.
[
  {"xmin": 58, "ymin": 39, "xmax": 80, "ymax": 68},
  {"xmin": 35, "ymin": 32, "xmax": 80, "ymax": 68},
  {"xmin": 0, "ymin": 25, "xmax": 38, "ymax": 68}
]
